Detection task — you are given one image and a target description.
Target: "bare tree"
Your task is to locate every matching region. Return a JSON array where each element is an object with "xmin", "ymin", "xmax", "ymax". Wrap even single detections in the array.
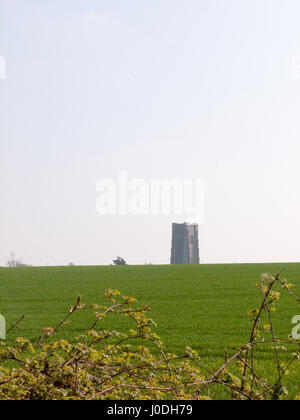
[
  {"xmin": 113, "ymin": 257, "xmax": 127, "ymax": 266},
  {"xmin": 7, "ymin": 253, "xmax": 30, "ymax": 268}
]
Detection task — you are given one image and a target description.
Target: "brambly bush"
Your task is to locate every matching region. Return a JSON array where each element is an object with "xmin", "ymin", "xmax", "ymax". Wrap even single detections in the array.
[{"xmin": 0, "ymin": 273, "xmax": 299, "ymax": 400}]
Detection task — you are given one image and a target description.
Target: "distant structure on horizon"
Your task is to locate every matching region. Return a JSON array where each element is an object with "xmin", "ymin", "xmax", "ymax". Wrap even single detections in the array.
[{"xmin": 170, "ymin": 223, "xmax": 200, "ymax": 265}]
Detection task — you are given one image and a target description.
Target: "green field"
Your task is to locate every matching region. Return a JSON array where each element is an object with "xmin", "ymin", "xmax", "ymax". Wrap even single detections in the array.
[{"xmin": 1, "ymin": 263, "xmax": 300, "ymax": 398}]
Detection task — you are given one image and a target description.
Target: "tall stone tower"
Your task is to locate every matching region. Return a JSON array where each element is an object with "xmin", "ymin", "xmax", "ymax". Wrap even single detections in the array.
[{"xmin": 170, "ymin": 223, "xmax": 200, "ymax": 265}]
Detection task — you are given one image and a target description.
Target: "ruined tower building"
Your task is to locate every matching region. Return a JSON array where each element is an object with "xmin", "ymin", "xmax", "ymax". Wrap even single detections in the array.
[{"xmin": 170, "ymin": 223, "xmax": 200, "ymax": 265}]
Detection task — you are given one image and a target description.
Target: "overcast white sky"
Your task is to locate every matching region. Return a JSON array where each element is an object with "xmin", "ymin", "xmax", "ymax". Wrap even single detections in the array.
[{"xmin": 1, "ymin": 0, "xmax": 300, "ymax": 266}]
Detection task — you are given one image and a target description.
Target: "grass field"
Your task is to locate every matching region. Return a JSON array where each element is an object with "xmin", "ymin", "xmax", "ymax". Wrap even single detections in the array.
[{"xmin": 1, "ymin": 263, "xmax": 300, "ymax": 399}]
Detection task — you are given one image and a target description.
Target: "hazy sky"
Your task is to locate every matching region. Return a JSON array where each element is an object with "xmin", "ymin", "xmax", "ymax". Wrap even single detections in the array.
[{"xmin": 1, "ymin": 0, "xmax": 300, "ymax": 266}]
